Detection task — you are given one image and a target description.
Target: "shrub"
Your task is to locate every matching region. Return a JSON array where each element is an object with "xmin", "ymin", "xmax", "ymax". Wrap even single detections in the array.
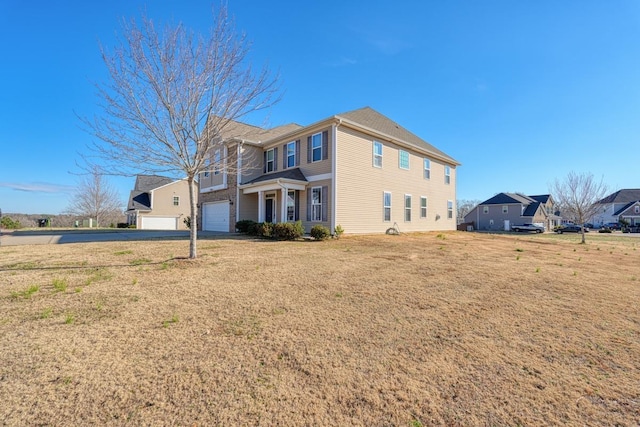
[
  {"xmin": 247, "ymin": 221, "xmax": 260, "ymax": 236},
  {"xmin": 117, "ymin": 223, "xmax": 129, "ymax": 228},
  {"xmin": 598, "ymin": 228, "xmax": 612, "ymax": 233},
  {"xmin": 310, "ymin": 225, "xmax": 331, "ymax": 240},
  {"xmin": 273, "ymin": 221, "xmax": 304, "ymax": 240},
  {"xmin": 183, "ymin": 216, "xmax": 191, "ymax": 229},
  {"xmin": 236, "ymin": 220, "xmax": 257, "ymax": 233},
  {"xmin": 256, "ymin": 222, "xmax": 274, "ymax": 238},
  {"xmin": 1, "ymin": 216, "xmax": 22, "ymax": 229},
  {"xmin": 127, "ymin": 224, "xmax": 137, "ymax": 229},
  {"xmin": 334, "ymin": 224, "xmax": 344, "ymax": 239}
]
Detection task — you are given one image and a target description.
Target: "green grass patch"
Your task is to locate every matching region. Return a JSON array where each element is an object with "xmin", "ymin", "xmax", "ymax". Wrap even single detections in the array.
[
  {"xmin": 52, "ymin": 278, "xmax": 67, "ymax": 293},
  {"xmin": 114, "ymin": 250, "xmax": 133, "ymax": 255},
  {"xmin": 162, "ymin": 314, "xmax": 179, "ymax": 328},
  {"xmin": 11, "ymin": 284, "xmax": 39, "ymax": 299}
]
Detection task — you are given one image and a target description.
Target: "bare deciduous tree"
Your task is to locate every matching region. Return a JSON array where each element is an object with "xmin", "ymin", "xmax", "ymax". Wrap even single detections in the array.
[
  {"xmin": 551, "ymin": 171, "xmax": 608, "ymax": 243},
  {"xmin": 457, "ymin": 199, "xmax": 482, "ymax": 222},
  {"xmin": 67, "ymin": 167, "xmax": 123, "ymax": 227},
  {"xmin": 82, "ymin": 6, "xmax": 278, "ymax": 258}
]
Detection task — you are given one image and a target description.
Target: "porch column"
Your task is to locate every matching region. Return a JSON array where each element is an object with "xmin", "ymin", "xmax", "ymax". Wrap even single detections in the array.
[
  {"xmin": 281, "ymin": 187, "xmax": 288, "ymax": 222},
  {"xmin": 258, "ymin": 191, "xmax": 264, "ymax": 222}
]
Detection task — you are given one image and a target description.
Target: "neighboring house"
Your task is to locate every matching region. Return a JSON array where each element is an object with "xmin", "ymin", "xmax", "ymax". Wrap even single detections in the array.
[
  {"xmin": 126, "ymin": 175, "xmax": 192, "ymax": 230},
  {"xmin": 198, "ymin": 106, "xmax": 460, "ymax": 234},
  {"xmin": 463, "ymin": 193, "xmax": 560, "ymax": 231},
  {"xmin": 590, "ymin": 189, "xmax": 640, "ymax": 226}
]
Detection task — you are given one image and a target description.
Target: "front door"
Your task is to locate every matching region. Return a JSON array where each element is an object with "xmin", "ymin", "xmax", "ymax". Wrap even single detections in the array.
[{"xmin": 265, "ymin": 198, "xmax": 274, "ymax": 223}]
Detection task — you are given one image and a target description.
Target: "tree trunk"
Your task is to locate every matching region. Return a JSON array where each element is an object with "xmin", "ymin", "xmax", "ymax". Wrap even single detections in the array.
[{"xmin": 188, "ymin": 176, "xmax": 198, "ymax": 259}]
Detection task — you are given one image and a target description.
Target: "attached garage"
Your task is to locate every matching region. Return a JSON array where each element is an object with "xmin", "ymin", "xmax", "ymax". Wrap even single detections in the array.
[
  {"xmin": 140, "ymin": 216, "xmax": 178, "ymax": 230},
  {"xmin": 202, "ymin": 201, "xmax": 230, "ymax": 232}
]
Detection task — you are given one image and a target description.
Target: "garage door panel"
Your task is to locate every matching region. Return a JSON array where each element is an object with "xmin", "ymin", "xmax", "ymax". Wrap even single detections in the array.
[
  {"xmin": 141, "ymin": 216, "xmax": 178, "ymax": 230},
  {"xmin": 203, "ymin": 201, "xmax": 229, "ymax": 232}
]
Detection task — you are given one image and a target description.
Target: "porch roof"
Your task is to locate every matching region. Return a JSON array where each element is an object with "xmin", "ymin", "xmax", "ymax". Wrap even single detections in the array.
[{"xmin": 239, "ymin": 168, "xmax": 308, "ymax": 194}]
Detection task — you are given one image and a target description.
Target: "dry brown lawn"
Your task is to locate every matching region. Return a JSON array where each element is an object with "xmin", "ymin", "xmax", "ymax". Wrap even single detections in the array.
[{"xmin": 1, "ymin": 231, "xmax": 639, "ymax": 426}]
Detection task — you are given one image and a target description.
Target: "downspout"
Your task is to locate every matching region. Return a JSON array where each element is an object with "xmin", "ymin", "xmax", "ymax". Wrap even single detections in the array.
[
  {"xmin": 236, "ymin": 141, "xmax": 243, "ymax": 229},
  {"xmin": 331, "ymin": 119, "xmax": 342, "ymax": 234}
]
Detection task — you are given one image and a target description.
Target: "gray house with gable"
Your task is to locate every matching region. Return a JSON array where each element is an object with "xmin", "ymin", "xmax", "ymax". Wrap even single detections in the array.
[{"xmin": 464, "ymin": 193, "xmax": 560, "ymax": 231}]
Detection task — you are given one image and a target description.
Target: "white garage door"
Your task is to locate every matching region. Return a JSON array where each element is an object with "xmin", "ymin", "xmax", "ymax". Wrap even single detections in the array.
[
  {"xmin": 203, "ymin": 201, "xmax": 230, "ymax": 232},
  {"xmin": 140, "ymin": 216, "xmax": 178, "ymax": 230}
]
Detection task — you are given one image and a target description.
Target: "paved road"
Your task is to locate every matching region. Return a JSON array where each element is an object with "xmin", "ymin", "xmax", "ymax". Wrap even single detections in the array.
[{"xmin": 0, "ymin": 229, "xmax": 229, "ymax": 246}]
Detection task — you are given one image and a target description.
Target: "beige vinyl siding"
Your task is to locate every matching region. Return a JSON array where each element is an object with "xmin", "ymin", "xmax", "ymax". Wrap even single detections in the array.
[
  {"xmin": 262, "ymin": 127, "xmax": 333, "ymax": 178},
  {"xmin": 145, "ymin": 181, "xmax": 191, "ymax": 230},
  {"xmin": 239, "ymin": 145, "xmax": 263, "ymax": 184},
  {"xmin": 301, "ymin": 179, "xmax": 331, "ymax": 233},
  {"xmin": 335, "ymin": 126, "xmax": 456, "ymax": 233},
  {"xmin": 237, "ymin": 192, "xmax": 259, "ymax": 222}
]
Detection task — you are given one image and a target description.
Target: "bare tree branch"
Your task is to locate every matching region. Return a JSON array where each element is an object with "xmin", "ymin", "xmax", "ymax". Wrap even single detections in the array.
[
  {"xmin": 80, "ymin": 5, "xmax": 280, "ymax": 258},
  {"xmin": 551, "ymin": 172, "xmax": 608, "ymax": 243},
  {"xmin": 66, "ymin": 166, "xmax": 124, "ymax": 227}
]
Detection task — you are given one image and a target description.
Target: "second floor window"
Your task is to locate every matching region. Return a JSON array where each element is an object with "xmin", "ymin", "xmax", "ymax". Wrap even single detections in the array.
[
  {"xmin": 483, "ymin": 206, "xmax": 489, "ymax": 214},
  {"xmin": 445, "ymin": 165, "xmax": 451, "ymax": 184},
  {"xmin": 373, "ymin": 141, "xmax": 382, "ymax": 168},
  {"xmin": 312, "ymin": 133, "xmax": 322, "ymax": 162},
  {"xmin": 214, "ymin": 149, "xmax": 221, "ymax": 175},
  {"xmin": 423, "ymin": 158, "xmax": 430, "ymax": 179},
  {"xmin": 399, "ymin": 150, "xmax": 409, "ymax": 170},
  {"xmin": 635, "ymin": 205, "xmax": 640, "ymax": 214},
  {"xmin": 502, "ymin": 205, "xmax": 508, "ymax": 214},
  {"xmin": 173, "ymin": 196, "xmax": 180, "ymax": 206},
  {"xmin": 266, "ymin": 148, "xmax": 275, "ymax": 173},
  {"xmin": 286, "ymin": 141, "xmax": 296, "ymax": 168}
]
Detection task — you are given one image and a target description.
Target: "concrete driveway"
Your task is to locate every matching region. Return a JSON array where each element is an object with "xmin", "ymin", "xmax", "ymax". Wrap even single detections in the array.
[{"xmin": 0, "ymin": 229, "xmax": 229, "ymax": 246}]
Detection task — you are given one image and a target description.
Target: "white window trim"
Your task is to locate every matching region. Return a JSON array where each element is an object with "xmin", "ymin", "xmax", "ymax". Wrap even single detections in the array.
[
  {"xmin": 214, "ymin": 149, "xmax": 221, "ymax": 175},
  {"xmin": 311, "ymin": 132, "xmax": 322, "ymax": 163},
  {"xmin": 423, "ymin": 158, "xmax": 430, "ymax": 180},
  {"xmin": 483, "ymin": 206, "xmax": 489, "ymax": 214},
  {"xmin": 383, "ymin": 191, "xmax": 391, "ymax": 222},
  {"xmin": 373, "ymin": 141, "xmax": 383, "ymax": 168},
  {"xmin": 286, "ymin": 141, "xmax": 296, "ymax": 169},
  {"xmin": 399, "ymin": 150, "xmax": 410, "ymax": 170},
  {"xmin": 404, "ymin": 194, "xmax": 412, "ymax": 222},
  {"xmin": 311, "ymin": 186, "xmax": 322, "ymax": 222},
  {"xmin": 447, "ymin": 200, "xmax": 454, "ymax": 219},
  {"xmin": 287, "ymin": 190, "xmax": 295, "ymax": 221},
  {"xmin": 420, "ymin": 196, "xmax": 427, "ymax": 218},
  {"xmin": 445, "ymin": 165, "xmax": 451, "ymax": 185},
  {"xmin": 173, "ymin": 196, "xmax": 180, "ymax": 206},
  {"xmin": 502, "ymin": 205, "xmax": 508, "ymax": 214},
  {"xmin": 266, "ymin": 148, "xmax": 275, "ymax": 172}
]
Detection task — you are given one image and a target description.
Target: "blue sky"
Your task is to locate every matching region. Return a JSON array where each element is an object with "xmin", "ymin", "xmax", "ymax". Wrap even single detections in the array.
[{"xmin": 1, "ymin": 1, "xmax": 639, "ymax": 214}]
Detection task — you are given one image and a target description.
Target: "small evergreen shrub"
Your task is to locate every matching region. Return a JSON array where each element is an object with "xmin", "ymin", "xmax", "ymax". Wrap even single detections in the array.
[
  {"xmin": 236, "ymin": 220, "xmax": 257, "ymax": 233},
  {"xmin": 256, "ymin": 222, "xmax": 274, "ymax": 238},
  {"xmin": 310, "ymin": 225, "xmax": 331, "ymax": 240},
  {"xmin": 117, "ymin": 223, "xmax": 129, "ymax": 228},
  {"xmin": 334, "ymin": 224, "xmax": 344, "ymax": 239},
  {"xmin": 273, "ymin": 221, "xmax": 304, "ymax": 240}
]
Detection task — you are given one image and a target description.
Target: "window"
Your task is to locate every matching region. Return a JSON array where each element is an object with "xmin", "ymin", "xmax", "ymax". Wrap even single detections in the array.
[
  {"xmin": 445, "ymin": 165, "xmax": 451, "ymax": 184},
  {"xmin": 635, "ymin": 205, "xmax": 640, "ymax": 214},
  {"xmin": 502, "ymin": 205, "xmax": 508, "ymax": 214},
  {"xmin": 286, "ymin": 141, "xmax": 296, "ymax": 168},
  {"xmin": 483, "ymin": 206, "xmax": 489, "ymax": 214},
  {"xmin": 173, "ymin": 196, "xmax": 179, "ymax": 206},
  {"xmin": 420, "ymin": 197, "xmax": 427, "ymax": 218},
  {"xmin": 214, "ymin": 149, "xmax": 221, "ymax": 175},
  {"xmin": 311, "ymin": 187, "xmax": 322, "ymax": 221},
  {"xmin": 423, "ymin": 158, "xmax": 430, "ymax": 179},
  {"xmin": 383, "ymin": 192, "xmax": 391, "ymax": 221},
  {"xmin": 447, "ymin": 200, "xmax": 453, "ymax": 219},
  {"xmin": 399, "ymin": 150, "xmax": 409, "ymax": 170},
  {"xmin": 312, "ymin": 133, "xmax": 322, "ymax": 162},
  {"xmin": 266, "ymin": 148, "xmax": 275, "ymax": 172},
  {"xmin": 373, "ymin": 141, "xmax": 383, "ymax": 168},
  {"xmin": 405, "ymin": 195, "xmax": 412, "ymax": 221},
  {"xmin": 287, "ymin": 190, "xmax": 296, "ymax": 221}
]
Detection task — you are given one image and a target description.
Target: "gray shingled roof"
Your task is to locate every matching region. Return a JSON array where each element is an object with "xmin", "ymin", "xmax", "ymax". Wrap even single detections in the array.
[
  {"xmin": 134, "ymin": 175, "xmax": 174, "ymax": 192},
  {"xmin": 529, "ymin": 194, "xmax": 551, "ymax": 204},
  {"xmin": 597, "ymin": 189, "xmax": 640, "ymax": 204},
  {"xmin": 128, "ymin": 191, "xmax": 151, "ymax": 211},
  {"xmin": 242, "ymin": 168, "xmax": 307, "ymax": 185},
  {"xmin": 336, "ymin": 107, "xmax": 459, "ymax": 165},
  {"xmin": 219, "ymin": 120, "xmax": 302, "ymax": 143},
  {"xmin": 480, "ymin": 192, "xmax": 536, "ymax": 205},
  {"xmin": 522, "ymin": 202, "xmax": 540, "ymax": 217}
]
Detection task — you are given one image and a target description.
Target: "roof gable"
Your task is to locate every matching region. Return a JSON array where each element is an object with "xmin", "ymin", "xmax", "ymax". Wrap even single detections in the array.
[
  {"xmin": 336, "ymin": 107, "xmax": 458, "ymax": 165},
  {"xmin": 480, "ymin": 192, "xmax": 536, "ymax": 205},
  {"xmin": 598, "ymin": 189, "xmax": 640, "ymax": 204},
  {"xmin": 614, "ymin": 201, "xmax": 640, "ymax": 216}
]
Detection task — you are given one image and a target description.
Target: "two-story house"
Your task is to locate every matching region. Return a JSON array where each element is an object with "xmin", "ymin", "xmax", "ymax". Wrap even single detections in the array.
[
  {"xmin": 198, "ymin": 107, "xmax": 459, "ymax": 234},
  {"xmin": 589, "ymin": 189, "xmax": 640, "ymax": 226},
  {"xmin": 126, "ymin": 175, "xmax": 191, "ymax": 230},
  {"xmin": 463, "ymin": 192, "xmax": 560, "ymax": 231}
]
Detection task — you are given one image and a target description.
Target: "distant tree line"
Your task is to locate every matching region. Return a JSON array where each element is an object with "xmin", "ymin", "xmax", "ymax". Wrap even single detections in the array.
[{"xmin": 0, "ymin": 213, "xmax": 125, "ymax": 229}]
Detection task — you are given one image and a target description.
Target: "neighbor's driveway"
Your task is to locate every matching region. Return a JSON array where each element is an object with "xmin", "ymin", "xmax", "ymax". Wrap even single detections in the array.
[{"xmin": 0, "ymin": 229, "xmax": 228, "ymax": 246}]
